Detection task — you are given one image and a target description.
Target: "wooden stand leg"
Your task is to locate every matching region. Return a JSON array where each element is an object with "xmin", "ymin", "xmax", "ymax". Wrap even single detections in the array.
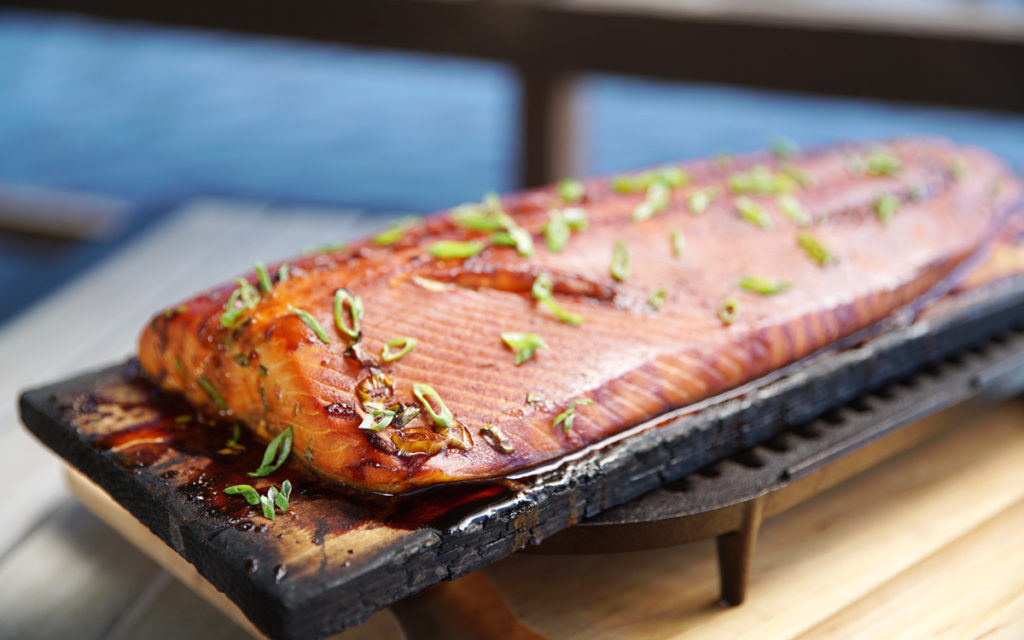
[
  {"xmin": 517, "ymin": 66, "xmax": 578, "ymax": 187},
  {"xmin": 715, "ymin": 496, "xmax": 765, "ymax": 607}
]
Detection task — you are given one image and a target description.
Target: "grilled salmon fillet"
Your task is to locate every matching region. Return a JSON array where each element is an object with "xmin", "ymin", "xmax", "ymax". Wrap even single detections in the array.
[{"xmin": 140, "ymin": 138, "xmax": 1023, "ymax": 494}]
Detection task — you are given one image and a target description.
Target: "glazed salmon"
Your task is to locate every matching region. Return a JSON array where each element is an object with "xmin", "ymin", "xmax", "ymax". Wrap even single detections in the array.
[{"xmin": 140, "ymin": 138, "xmax": 1023, "ymax": 494}]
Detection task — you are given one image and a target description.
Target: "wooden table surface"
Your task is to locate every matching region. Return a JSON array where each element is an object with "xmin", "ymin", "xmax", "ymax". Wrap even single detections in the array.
[{"xmin": 4, "ymin": 200, "xmax": 1024, "ymax": 639}]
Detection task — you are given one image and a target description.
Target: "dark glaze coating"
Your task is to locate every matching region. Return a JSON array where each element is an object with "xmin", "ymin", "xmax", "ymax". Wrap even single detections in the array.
[{"xmin": 138, "ymin": 138, "xmax": 1023, "ymax": 493}]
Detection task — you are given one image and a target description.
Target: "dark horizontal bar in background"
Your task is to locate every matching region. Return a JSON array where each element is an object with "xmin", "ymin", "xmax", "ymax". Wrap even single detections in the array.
[{"xmin": 6, "ymin": 0, "xmax": 1024, "ymax": 112}]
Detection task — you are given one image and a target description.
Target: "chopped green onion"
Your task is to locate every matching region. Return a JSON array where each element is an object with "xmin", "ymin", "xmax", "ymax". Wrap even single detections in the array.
[
  {"xmin": 174, "ymin": 414, "xmax": 192, "ymax": 424},
  {"xmin": 729, "ymin": 165, "xmax": 797, "ymax": 195},
  {"xmin": 632, "ymin": 181, "xmax": 671, "ymax": 222},
  {"xmin": 255, "ymin": 261, "xmax": 273, "ymax": 294},
  {"xmin": 288, "ymin": 306, "xmax": 331, "ymax": 344},
  {"xmin": 718, "ymin": 297, "xmax": 740, "ymax": 325},
  {"xmin": 739, "ymin": 275, "xmax": 791, "ymax": 295},
  {"xmin": 501, "ymin": 332, "xmax": 548, "ymax": 365},
  {"xmin": 771, "ymin": 136, "xmax": 799, "ymax": 159},
  {"xmin": 224, "ymin": 484, "xmax": 261, "ymax": 506},
  {"xmin": 427, "ymin": 240, "xmax": 486, "ymax": 259},
  {"xmin": 381, "ymin": 337, "xmax": 417, "ymax": 362},
  {"xmin": 553, "ymin": 398, "xmax": 594, "ymax": 433},
  {"xmin": 864, "ymin": 148, "xmax": 902, "ymax": 177},
  {"xmin": 874, "ymin": 193, "xmax": 900, "ymax": 222},
  {"xmin": 671, "ymin": 229, "xmax": 685, "ymax": 257},
  {"xmin": 558, "ymin": 178, "xmax": 585, "ymax": 203},
  {"xmin": 649, "ymin": 287, "xmax": 667, "ymax": 310},
  {"xmin": 249, "ymin": 426, "xmax": 293, "ymax": 477},
  {"xmin": 333, "ymin": 288, "xmax": 363, "ymax": 340},
  {"xmin": 736, "ymin": 197, "xmax": 773, "ymax": 229},
  {"xmin": 543, "ymin": 212, "xmax": 571, "ymax": 252},
  {"xmin": 413, "ymin": 383, "xmax": 454, "ymax": 429},
  {"xmin": 453, "ymin": 208, "xmax": 512, "ymax": 232},
  {"xmin": 277, "ymin": 263, "xmax": 290, "ymax": 283},
  {"xmin": 506, "ymin": 226, "xmax": 534, "ymax": 257},
  {"xmin": 359, "ymin": 407, "xmax": 396, "ymax": 431},
  {"xmin": 780, "ymin": 162, "xmax": 816, "ymax": 188},
  {"xmin": 275, "ymin": 480, "xmax": 292, "ymax": 512},
  {"xmin": 225, "ymin": 423, "xmax": 242, "ymax": 448},
  {"xmin": 613, "ymin": 165, "xmax": 689, "ymax": 193},
  {"xmin": 531, "ymin": 273, "xmax": 584, "ymax": 325},
  {"xmin": 950, "ymin": 156, "xmax": 967, "ymax": 180},
  {"xmin": 561, "ymin": 208, "xmax": 588, "ymax": 231},
  {"xmin": 776, "ymin": 194, "xmax": 811, "ymax": 226},
  {"xmin": 798, "ymin": 232, "xmax": 835, "ymax": 266},
  {"xmin": 687, "ymin": 188, "xmax": 714, "ymax": 214},
  {"xmin": 610, "ymin": 239, "xmax": 631, "ymax": 281},
  {"xmin": 260, "ymin": 488, "xmax": 277, "ymax": 519},
  {"xmin": 220, "ymin": 278, "xmax": 262, "ymax": 328},
  {"xmin": 526, "ymin": 392, "xmax": 546, "ymax": 404},
  {"xmin": 198, "ymin": 376, "xmax": 227, "ymax": 411},
  {"xmin": 373, "ymin": 216, "xmax": 419, "ymax": 245}
]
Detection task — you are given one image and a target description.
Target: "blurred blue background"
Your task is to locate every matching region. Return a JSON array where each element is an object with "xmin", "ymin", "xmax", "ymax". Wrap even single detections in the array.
[{"xmin": 1, "ymin": 9, "xmax": 1023, "ymax": 324}]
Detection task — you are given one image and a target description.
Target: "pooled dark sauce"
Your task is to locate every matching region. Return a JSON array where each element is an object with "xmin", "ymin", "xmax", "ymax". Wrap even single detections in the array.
[{"xmin": 76, "ymin": 362, "xmax": 515, "ymax": 539}]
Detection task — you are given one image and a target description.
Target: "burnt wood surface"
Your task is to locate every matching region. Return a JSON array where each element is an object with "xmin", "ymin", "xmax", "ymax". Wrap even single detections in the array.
[{"xmin": 18, "ymin": 274, "xmax": 1024, "ymax": 640}]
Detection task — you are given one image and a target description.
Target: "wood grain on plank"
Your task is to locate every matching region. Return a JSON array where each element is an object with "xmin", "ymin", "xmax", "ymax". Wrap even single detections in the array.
[{"xmin": 480, "ymin": 402, "xmax": 1024, "ymax": 639}]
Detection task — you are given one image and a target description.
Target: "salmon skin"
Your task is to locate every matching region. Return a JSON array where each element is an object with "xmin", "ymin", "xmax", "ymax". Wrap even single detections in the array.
[{"xmin": 140, "ymin": 138, "xmax": 1023, "ymax": 494}]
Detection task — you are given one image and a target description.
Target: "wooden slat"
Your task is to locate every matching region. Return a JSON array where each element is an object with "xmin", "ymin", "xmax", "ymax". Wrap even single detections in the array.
[{"xmin": 0, "ymin": 499, "xmax": 164, "ymax": 640}]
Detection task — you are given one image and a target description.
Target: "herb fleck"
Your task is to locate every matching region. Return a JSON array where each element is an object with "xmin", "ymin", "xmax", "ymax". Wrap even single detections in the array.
[
  {"xmin": 739, "ymin": 275, "xmax": 791, "ymax": 295},
  {"xmin": 501, "ymin": 332, "xmax": 548, "ymax": 365},
  {"xmin": 610, "ymin": 239, "xmax": 631, "ymax": 281},
  {"xmin": 249, "ymin": 426, "xmax": 293, "ymax": 477},
  {"xmin": 288, "ymin": 306, "xmax": 331, "ymax": 344},
  {"xmin": 381, "ymin": 337, "xmax": 417, "ymax": 362},
  {"xmin": 798, "ymin": 232, "xmax": 835, "ymax": 266},
  {"xmin": 554, "ymin": 398, "xmax": 594, "ymax": 433}
]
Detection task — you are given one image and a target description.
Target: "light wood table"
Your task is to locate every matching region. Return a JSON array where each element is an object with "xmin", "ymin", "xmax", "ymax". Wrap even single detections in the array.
[{"xmin": 4, "ymin": 200, "xmax": 1024, "ymax": 639}]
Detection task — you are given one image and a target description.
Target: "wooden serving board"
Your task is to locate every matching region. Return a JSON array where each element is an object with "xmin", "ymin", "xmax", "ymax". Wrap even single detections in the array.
[{"xmin": 18, "ymin": 272, "xmax": 1024, "ymax": 640}]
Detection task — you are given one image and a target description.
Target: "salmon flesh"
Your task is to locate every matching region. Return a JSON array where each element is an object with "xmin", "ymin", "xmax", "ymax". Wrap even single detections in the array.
[{"xmin": 139, "ymin": 139, "xmax": 1023, "ymax": 494}]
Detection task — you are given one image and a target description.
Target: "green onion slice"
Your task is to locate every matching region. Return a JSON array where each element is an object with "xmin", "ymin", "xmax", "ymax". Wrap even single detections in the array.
[
  {"xmin": 671, "ymin": 229, "xmax": 685, "ymax": 257},
  {"xmin": 427, "ymin": 240, "xmax": 486, "ymax": 259},
  {"xmin": 413, "ymin": 383, "xmax": 454, "ymax": 429},
  {"xmin": 874, "ymin": 193, "xmax": 900, "ymax": 222},
  {"xmin": 553, "ymin": 398, "xmax": 594, "ymax": 433},
  {"xmin": 736, "ymin": 197, "xmax": 773, "ymax": 229},
  {"xmin": 381, "ymin": 337, "xmax": 417, "ymax": 362},
  {"xmin": 198, "ymin": 376, "xmax": 228, "ymax": 411},
  {"xmin": 501, "ymin": 332, "xmax": 549, "ymax": 365},
  {"xmin": 544, "ymin": 212, "xmax": 571, "ymax": 253},
  {"xmin": 649, "ymin": 288, "xmax": 667, "ymax": 310},
  {"xmin": 249, "ymin": 426, "xmax": 293, "ymax": 477},
  {"xmin": 333, "ymin": 288, "xmax": 363, "ymax": 339},
  {"xmin": 255, "ymin": 261, "xmax": 273, "ymax": 294},
  {"xmin": 610, "ymin": 239, "xmax": 631, "ymax": 281},
  {"xmin": 557, "ymin": 178, "xmax": 585, "ymax": 203},
  {"xmin": 373, "ymin": 216, "xmax": 419, "ymax": 245},
  {"xmin": 718, "ymin": 297, "xmax": 740, "ymax": 325},
  {"xmin": 798, "ymin": 231, "xmax": 835, "ymax": 266},
  {"xmin": 358, "ymin": 408, "xmax": 396, "ymax": 431},
  {"xmin": 739, "ymin": 275, "xmax": 791, "ymax": 295},
  {"xmin": 776, "ymin": 194, "xmax": 811, "ymax": 226},
  {"xmin": 224, "ymin": 485, "xmax": 261, "ymax": 506},
  {"xmin": 687, "ymin": 188, "xmax": 714, "ymax": 215},
  {"xmin": 288, "ymin": 306, "xmax": 331, "ymax": 344},
  {"xmin": 531, "ymin": 273, "xmax": 584, "ymax": 325}
]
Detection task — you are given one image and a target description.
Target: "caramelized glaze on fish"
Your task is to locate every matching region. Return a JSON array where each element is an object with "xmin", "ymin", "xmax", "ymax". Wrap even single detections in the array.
[{"xmin": 139, "ymin": 139, "xmax": 1023, "ymax": 493}]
